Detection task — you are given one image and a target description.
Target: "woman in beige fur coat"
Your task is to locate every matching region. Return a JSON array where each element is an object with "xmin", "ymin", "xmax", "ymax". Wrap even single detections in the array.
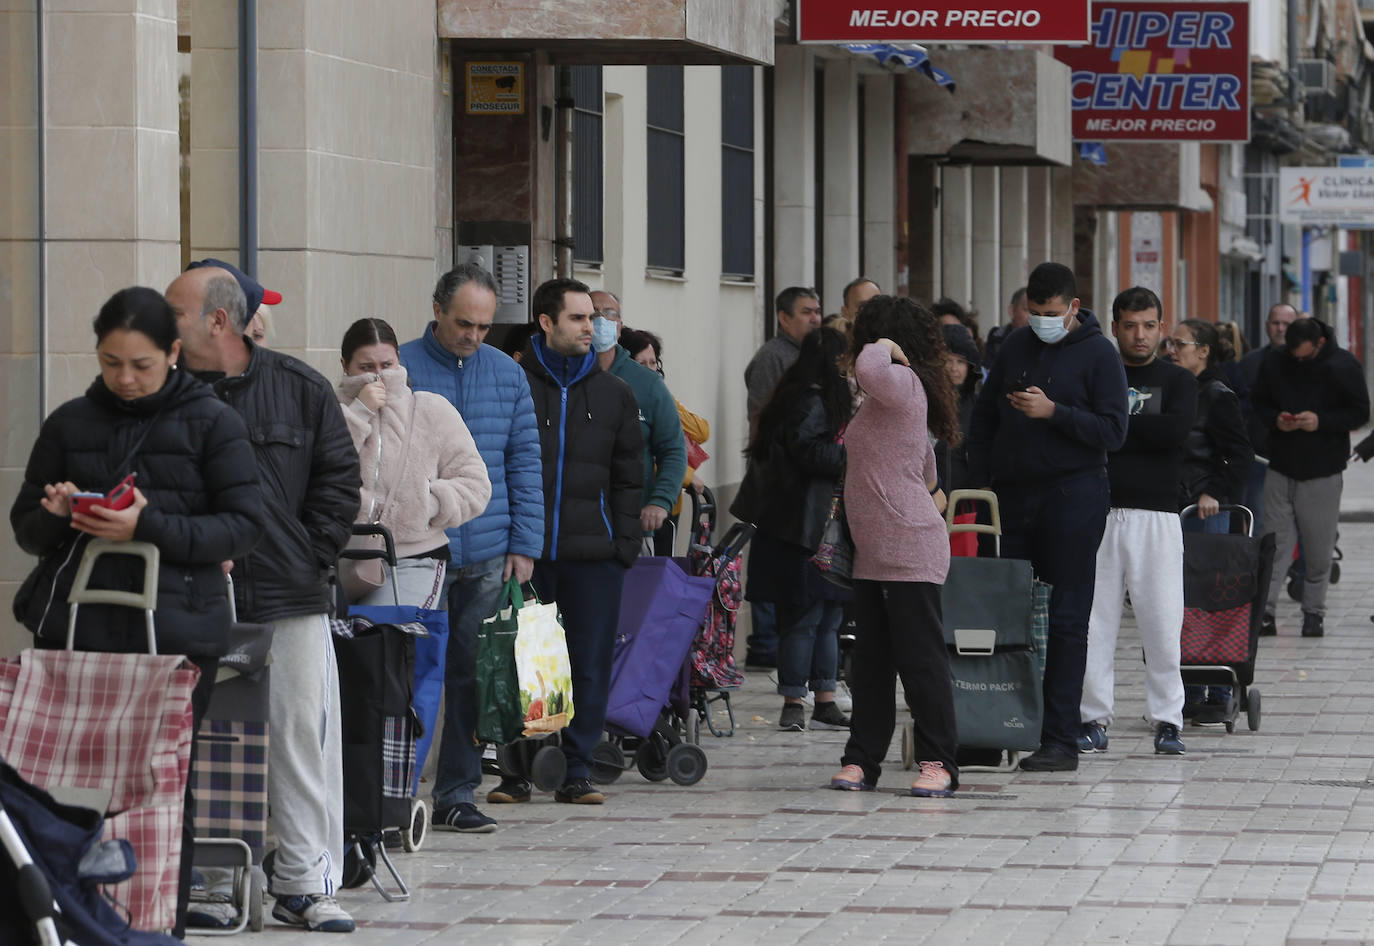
[{"xmin": 337, "ymin": 318, "xmax": 491, "ymax": 608}]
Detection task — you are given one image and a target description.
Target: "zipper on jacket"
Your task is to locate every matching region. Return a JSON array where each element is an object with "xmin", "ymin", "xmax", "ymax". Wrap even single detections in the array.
[
  {"xmin": 551, "ymin": 387, "xmax": 569, "ymax": 561},
  {"xmin": 599, "ymin": 490, "xmax": 612, "ymax": 542}
]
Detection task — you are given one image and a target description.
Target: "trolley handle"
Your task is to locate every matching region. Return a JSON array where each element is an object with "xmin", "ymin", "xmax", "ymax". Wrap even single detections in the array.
[
  {"xmin": 342, "ymin": 522, "xmax": 399, "ymax": 566},
  {"xmin": 713, "ymin": 521, "xmax": 755, "ymax": 561},
  {"xmin": 66, "ymin": 539, "xmax": 160, "ymax": 654},
  {"xmin": 1180, "ymin": 503, "xmax": 1254, "ymax": 537},
  {"xmin": 945, "ymin": 488, "xmax": 1002, "ymax": 557}
]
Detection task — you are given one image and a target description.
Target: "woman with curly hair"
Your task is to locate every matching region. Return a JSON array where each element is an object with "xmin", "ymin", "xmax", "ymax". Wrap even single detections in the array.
[{"xmin": 830, "ymin": 296, "xmax": 962, "ymax": 797}]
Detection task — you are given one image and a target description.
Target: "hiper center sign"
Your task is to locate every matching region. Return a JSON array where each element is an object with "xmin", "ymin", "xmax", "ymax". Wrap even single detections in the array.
[
  {"xmin": 1054, "ymin": 2, "xmax": 1250, "ymax": 142},
  {"xmin": 1279, "ymin": 168, "xmax": 1374, "ymax": 226},
  {"xmin": 795, "ymin": 1, "xmax": 1090, "ymax": 43}
]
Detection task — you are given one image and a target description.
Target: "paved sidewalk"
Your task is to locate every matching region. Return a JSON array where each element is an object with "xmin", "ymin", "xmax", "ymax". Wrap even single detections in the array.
[{"xmin": 218, "ymin": 466, "xmax": 1374, "ymax": 946}]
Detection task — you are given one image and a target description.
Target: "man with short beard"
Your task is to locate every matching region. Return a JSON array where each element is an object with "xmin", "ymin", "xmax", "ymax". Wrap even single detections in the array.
[{"xmin": 1077, "ymin": 287, "xmax": 1196, "ymax": 759}]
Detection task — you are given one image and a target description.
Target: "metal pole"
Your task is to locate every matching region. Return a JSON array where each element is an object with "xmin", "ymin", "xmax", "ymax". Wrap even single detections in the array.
[
  {"xmin": 238, "ymin": 0, "xmax": 258, "ymax": 276},
  {"xmin": 37, "ymin": 0, "xmax": 47, "ymax": 419}
]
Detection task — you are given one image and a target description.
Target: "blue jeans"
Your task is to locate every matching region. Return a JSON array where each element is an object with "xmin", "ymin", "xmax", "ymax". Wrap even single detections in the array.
[
  {"xmin": 531, "ymin": 559, "xmax": 626, "ymax": 780},
  {"xmin": 432, "ymin": 554, "xmax": 506, "ymax": 808},
  {"xmin": 1243, "ymin": 460, "xmax": 1267, "ymax": 534},
  {"xmin": 999, "ymin": 471, "xmax": 1111, "ymax": 755},
  {"xmin": 775, "ymin": 600, "xmax": 843, "ymax": 698}
]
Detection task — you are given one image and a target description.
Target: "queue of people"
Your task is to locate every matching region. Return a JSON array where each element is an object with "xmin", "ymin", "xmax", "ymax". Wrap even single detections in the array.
[{"xmin": 10, "ymin": 252, "xmax": 1370, "ymax": 936}]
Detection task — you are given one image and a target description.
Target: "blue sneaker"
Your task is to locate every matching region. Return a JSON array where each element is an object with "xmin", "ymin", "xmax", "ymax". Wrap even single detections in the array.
[
  {"xmin": 1077, "ymin": 721, "xmax": 1108, "ymax": 753},
  {"xmin": 1154, "ymin": 723, "xmax": 1186, "ymax": 755},
  {"xmin": 271, "ymin": 893, "xmax": 355, "ymax": 932}
]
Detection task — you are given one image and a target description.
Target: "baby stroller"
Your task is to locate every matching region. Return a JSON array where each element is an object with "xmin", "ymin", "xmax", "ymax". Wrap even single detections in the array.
[
  {"xmin": 0, "ymin": 754, "xmax": 180, "ymax": 946},
  {"xmin": 590, "ymin": 556, "xmax": 717, "ymax": 786},
  {"xmin": 1180, "ymin": 504, "xmax": 1275, "ymax": 733},
  {"xmin": 684, "ymin": 487, "xmax": 753, "ymax": 739}
]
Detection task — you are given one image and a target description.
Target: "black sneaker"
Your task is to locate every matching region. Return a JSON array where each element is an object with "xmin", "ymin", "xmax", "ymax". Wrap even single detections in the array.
[
  {"xmin": 1301, "ymin": 612, "xmax": 1324, "ymax": 637},
  {"xmin": 433, "ymin": 801, "xmax": 497, "ymax": 833},
  {"xmin": 1154, "ymin": 723, "xmax": 1186, "ymax": 755},
  {"xmin": 553, "ymin": 777, "xmax": 605, "ymax": 805},
  {"xmin": 778, "ymin": 703, "xmax": 806, "ymax": 731},
  {"xmin": 486, "ymin": 777, "xmax": 531, "ymax": 804},
  {"xmin": 1259, "ymin": 613, "xmax": 1277, "ymax": 636},
  {"xmin": 809, "ymin": 701, "xmax": 850, "ymax": 730},
  {"xmin": 1018, "ymin": 745, "xmax": 1079, "ymax": 772}
]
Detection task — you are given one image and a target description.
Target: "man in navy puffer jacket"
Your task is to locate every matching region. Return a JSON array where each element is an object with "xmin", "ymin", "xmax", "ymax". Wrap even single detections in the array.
[{"xmin": 402, "ymin": 263, "xmax": 544, "ymax": 830}]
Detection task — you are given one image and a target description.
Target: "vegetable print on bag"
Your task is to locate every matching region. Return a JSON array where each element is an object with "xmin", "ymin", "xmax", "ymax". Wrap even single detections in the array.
[{"xmin": 515, "ymin": 598, "xmax": 575, "ymax": 735}]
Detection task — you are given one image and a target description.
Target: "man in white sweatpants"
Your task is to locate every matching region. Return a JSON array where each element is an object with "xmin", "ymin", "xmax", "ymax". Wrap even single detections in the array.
[{"xmin": 1079, "ymin": 287, "xmax": 1196, "ymax": 756}]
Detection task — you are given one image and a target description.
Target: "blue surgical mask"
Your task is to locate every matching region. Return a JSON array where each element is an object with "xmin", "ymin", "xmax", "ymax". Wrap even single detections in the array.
[
  {"xmin": 1029, "ymin": 314, "xmax": 1069, "ymax": 344},
  {"xmin": 591, "ymin": 316, "xmax": 618, "ymax": 353}
]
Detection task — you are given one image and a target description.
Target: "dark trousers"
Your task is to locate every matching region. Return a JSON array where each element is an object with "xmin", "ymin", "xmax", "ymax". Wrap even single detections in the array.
[
  {"xmin": 531, "ymin": 558, "xmax": 626, "ymax": 780},
  {"xmin": 841, "ymin": 581, "xmax": 959, "ymax": 789},
  {"xmin": 998, "ymin": 471, "xmax": 1110, "ymax": 755}
]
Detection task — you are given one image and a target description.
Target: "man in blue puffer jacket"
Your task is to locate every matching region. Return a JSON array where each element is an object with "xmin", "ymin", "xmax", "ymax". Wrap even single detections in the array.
[{"xmin": 401, "ymin": 263, "xmax": 544, "ymax": 830}]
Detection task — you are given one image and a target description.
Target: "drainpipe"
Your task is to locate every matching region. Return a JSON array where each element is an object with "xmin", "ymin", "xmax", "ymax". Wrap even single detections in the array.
[
  {"xmin": 37, "ymin": 0, "xmax": 47, "ymax": 418},
  {"xmin": 1287, "ymin": 0, "xmax": 1299, "ymax": 107},
  {"xmin": 238, "ymin": 0, "xmax": 258, "ymax": 276},
  {"xmin": 554, "ymin": 66, "xmax": 575, "ymax": 277}
]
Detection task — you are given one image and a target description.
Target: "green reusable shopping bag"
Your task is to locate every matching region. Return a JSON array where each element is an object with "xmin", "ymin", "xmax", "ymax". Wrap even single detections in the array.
[{"xmin": 474, "ymin": 578, "xmax": 525, "ymax": 746}]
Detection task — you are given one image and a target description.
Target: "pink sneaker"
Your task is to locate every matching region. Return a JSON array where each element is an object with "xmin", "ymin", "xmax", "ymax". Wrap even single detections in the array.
[
  {"xmin": 828, "ymin": 764, "xmax": 874, "ymax": 791},
  {"xmin": 909, "ymin": 760, "xmax": 953, "ymax": 797}
]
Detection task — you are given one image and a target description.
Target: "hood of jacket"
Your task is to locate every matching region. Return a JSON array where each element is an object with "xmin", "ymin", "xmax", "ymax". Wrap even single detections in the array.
[{"xmin": 86, "ymin": 365, "xmax": 213, "ymax": 417}]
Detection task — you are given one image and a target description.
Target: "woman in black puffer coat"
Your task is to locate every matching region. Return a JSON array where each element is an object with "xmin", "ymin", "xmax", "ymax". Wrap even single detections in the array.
[
  {"xmin": 731, "ymin": 327, "xmax": 853, "ymax": 734},
  {"xmin": 9, "ymin": 286, "xmax": 263, "ymax": 938}
]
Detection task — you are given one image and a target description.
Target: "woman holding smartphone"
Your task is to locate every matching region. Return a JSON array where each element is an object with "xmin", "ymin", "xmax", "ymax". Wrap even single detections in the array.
[{"xmin": 10, "ymin": 286, "xmax": 265, "ymax": 937}]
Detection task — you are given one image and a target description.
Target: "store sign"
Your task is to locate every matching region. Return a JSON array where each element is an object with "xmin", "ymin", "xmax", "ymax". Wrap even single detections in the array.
[
  {"xmin": 1279, "ymin": 167, "xmax": 1374, "ymax": 226},
  {"xmin": 1055, "ymin": 2, "xmax": 1249, "ymax": 142},
  {"xmin": 466, "ymin": 62, "xmax": 524, "ymax": 115},
  {"xmin": 795, "ymin": 1, "xmax": 1090, "ymax": 43}
]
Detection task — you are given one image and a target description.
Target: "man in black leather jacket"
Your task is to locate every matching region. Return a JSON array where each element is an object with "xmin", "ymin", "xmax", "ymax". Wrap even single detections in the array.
[{"xmin": 166, "ymin": 262, "xmax": 362, "ymax": 933}]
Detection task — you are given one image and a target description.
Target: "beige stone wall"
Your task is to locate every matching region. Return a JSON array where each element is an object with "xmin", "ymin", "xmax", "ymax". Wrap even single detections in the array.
[
  {"xmin": 190, "ymin": 0, "xmax": 437, "ymax": 375},
  {"xmin": 2, "ymin": 1, "xmax": 182, "ymax": 657}
]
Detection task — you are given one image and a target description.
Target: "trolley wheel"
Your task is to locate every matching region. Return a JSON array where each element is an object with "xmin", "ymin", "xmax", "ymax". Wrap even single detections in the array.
[
  {"xmin": 404, "ymin": 798, "xmax": 428, "ymax": 852},
  {"xmin": 1331, "ymin": 561, "xmax": 1341, "ymax": 584},
  {"xmin": 1246, "ymin": 688, "xmax": 1262, "ymax": 732},
  {"xmin": 248, "ymin": 870, "xmax": 264, "ymax": 932},
  {"xmin": 495, "ymin": 743, "xmax": 518, "ymax": 777},
  {"xmin": 530, "ymin": 745, "xmax": 566, "ymax": 792},
  {"xmin": 1287, "ymin": 577, "xmax": 1303, "ymax": 602},
  {"xmin": 685, "ymin": 709, "xmax": 701, "ymax": 745},
  {"xmin": 901, "ymin": 722, "xmax": 915, "ymax": 770},
  {"xmin": 635, "ymin": 741, "xmax": 670, "ymax": 782},
  {"xmin": 666, "ymin": 743, "xmax": 708, "ymax": 786},
  {"xmin": 340, "ymin": 838, "xmax": 375, "ymax": 889},
  {"xmin": 589, "ymin": 741, "xmax": 625, "ymax": 785},
  {"xmin": 1224, "ymin": 718, "xmax": 1236, "ymax": 733}
]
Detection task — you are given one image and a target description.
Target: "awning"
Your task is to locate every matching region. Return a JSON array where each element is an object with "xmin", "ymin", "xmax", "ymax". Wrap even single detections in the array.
[{"xmin": 839, "ymin": 43, "xmax": 955, "ymax": 90}]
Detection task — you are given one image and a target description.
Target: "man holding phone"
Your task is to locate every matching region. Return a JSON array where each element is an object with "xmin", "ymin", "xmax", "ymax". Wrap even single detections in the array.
[
  {"xmin": 1250, "ymin": 317, "xmax": 1369, "ymax": 637},
  {"xmin": 966, "ymin": 262, "xmax": 1129, "ymax": 772}
]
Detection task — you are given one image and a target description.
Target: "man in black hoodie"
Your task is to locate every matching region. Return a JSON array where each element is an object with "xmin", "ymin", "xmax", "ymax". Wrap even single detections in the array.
[
  {"xmin": 513, "ymin": 277, "xmax": 643, "ymax": 805},
  {"xmin": 967, "ymin": 262, "xmax": 1129, "ymax": 772},
  {"xmin": 1251, "ymin": 317, "xmax": 1370, "ymax": 637}
]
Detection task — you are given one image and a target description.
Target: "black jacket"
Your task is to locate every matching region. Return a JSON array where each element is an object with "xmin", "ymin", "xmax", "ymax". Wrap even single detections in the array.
[
  {"xmin": 1250, "ymin": 322, "xmax": 1370, "ymax": 481},
  {"xmin": 730, "ymin": 388, "xmax": 845, "ymax": 553},
  {"xmin": 967, "ymin": 311, "xmax": 1129, "ymax": 487},
  {"xmin": 11, "ymin": 369, "xmax": 264, "ymax": 655},
  {"xmin": 1180, "ymin": 367, "xmax": 1253, "ymax": 508},
  {"xmin": 195, "ymin": 342, "xmax": 361, "ymax": 621},
  {"xmin": 522, "ymin": 336, "xmax": 643, "ymax": 567}
]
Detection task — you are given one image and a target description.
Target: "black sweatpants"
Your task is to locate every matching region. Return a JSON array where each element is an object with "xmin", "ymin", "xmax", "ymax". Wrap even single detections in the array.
[{"xmin": 840, "ymin": 580, "xmax": 959, "ymax": 789}]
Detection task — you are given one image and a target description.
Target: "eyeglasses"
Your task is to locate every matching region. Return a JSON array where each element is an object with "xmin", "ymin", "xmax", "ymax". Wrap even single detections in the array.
[
  {"xmin": 594, "ymin": 308, "xmax": 620, "ymax": 320},
  {"xmin": 1160, "ymin": 338, "xmax": 1198, "ymax": 351}
]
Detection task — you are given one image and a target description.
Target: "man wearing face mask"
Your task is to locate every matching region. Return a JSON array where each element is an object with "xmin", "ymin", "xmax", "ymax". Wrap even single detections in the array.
[
  {"xmin": 966, "ymin": 262, "xmax": 1129, "ymax": 772},
  {"xmin": 588, "ymin": 290, "xmax": 687, "ymax": 548}
]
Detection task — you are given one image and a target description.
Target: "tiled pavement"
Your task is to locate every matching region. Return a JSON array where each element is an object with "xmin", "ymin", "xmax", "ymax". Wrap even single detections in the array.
[{"xmin": 230, "ymin": 461, "xmax": 1374, "ymax": 945}]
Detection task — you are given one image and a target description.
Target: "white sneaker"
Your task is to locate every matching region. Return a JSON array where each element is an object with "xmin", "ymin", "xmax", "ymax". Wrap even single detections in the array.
[
  {"xmin": 834, "ymin": 680, "xmax": 853, "ymax": 713},
  {"xmin": 272, "ymin": 893, "xmax": 355, "ymax": 932}
]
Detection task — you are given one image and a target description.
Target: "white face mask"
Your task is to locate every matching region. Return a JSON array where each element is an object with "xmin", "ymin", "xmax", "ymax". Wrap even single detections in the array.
[
  {"xmin": 591, "ymin": 316, "xmax": 618, "ymax": 353},
  {"xmin": 1029, "ymin": 314, "xmax": 1070, "ymax": 344}
]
